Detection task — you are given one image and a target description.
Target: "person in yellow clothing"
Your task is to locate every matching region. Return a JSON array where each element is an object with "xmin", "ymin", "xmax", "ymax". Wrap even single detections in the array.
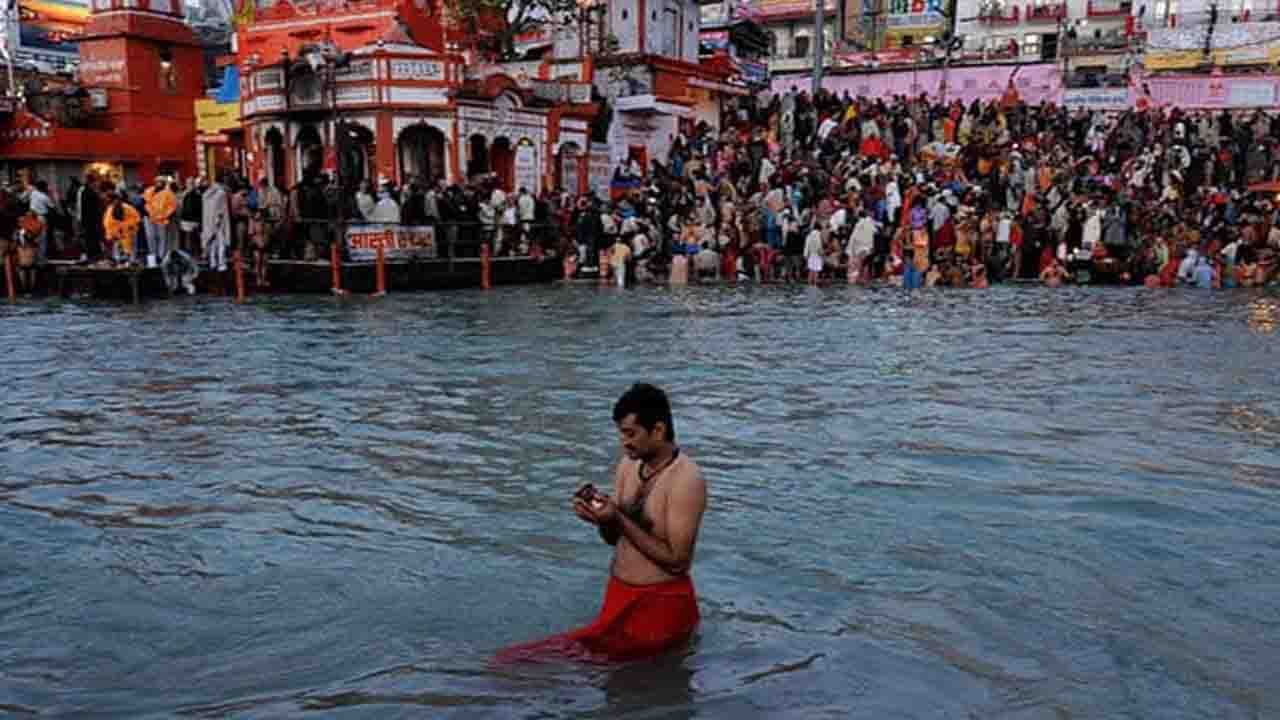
[
  {"xmin": 610, "ymin": 235, "xmax": 632, "ymax": 288},
  {"xmin": 104, "ymin": 194, "xmax": 141, "ymax": 264},
  {"xmin": 143, "ymin": 177, "xmax": 178, "ymax": 263}
]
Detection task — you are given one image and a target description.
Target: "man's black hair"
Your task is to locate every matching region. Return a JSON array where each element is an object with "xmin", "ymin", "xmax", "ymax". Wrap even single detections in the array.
[{"xmin": 612, "ymin": 383, "xmax": 675, "ymax": 442}]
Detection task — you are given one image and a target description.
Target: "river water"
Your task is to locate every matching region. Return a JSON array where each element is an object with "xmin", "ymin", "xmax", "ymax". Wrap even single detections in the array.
[{"xmin": 2, "ymin": 286, "xmax": 1280, "ymax": 719}]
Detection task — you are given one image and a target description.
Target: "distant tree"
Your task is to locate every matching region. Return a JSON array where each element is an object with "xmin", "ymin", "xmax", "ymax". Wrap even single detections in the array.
[{"xmin": 443, "ymin": 0, "xmax": 582, "ymax": 61}]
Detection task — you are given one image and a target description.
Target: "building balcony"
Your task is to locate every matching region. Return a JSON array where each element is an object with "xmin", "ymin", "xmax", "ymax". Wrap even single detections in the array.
[
  {"xmin": 768, "ymin": 56, "xmax": 814, "ymax": 72},
  {"xmin": 1026, "ymin": 3, "xmax": 1066, "ymax": 22},
  {"xmin": 978, "ymin": 5, "xmax": 1022, "ymax": 24},
  {"xmin": 955, "ymin": 49, "xmax": 1038, "ymax": 64},
  {"xmin": 1086, "ymin": 0, "xmax": 1133, "ymax": 19},
  {"xmin": 1063, "ymin": 33, "xmax": 1134, "ymax": 55}
]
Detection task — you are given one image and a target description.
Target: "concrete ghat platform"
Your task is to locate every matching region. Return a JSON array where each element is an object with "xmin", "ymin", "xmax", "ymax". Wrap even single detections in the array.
[
  {"xmin": 50, "ymin": 263, "xmax": 168, "ymax": 304},
  {"xmin": 266, "ymin": 256, "xmax": 561, "ymax": 294}
]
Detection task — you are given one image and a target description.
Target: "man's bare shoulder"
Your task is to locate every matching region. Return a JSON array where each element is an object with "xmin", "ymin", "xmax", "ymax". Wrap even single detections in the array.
[
  {"xmin": 614, "ymin": 456, "xmax": 640, "ymax": 476},
  {"xmin": 613, "ymin": 456, "xmax": 637, "ymax": 492},
  {"xmin": 672, "ymin": 454, "xmax": 707, "ymax": 489}
]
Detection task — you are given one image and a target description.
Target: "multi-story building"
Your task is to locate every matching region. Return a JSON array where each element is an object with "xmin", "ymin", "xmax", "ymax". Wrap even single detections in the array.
[
  {"xmin": 1, "ymin": 0, "xmax": 205, "ymax": 187},
  {"xmin": 756, "ymin": 0, "xmax": 954, "ymax": 80},
  {"xmin": 589, "ymin": 0, "xmax": 740, "ymax": 174},
  {"xmin": 1142, "ymin": 0, "xmax": 1280, "ymax": 74},
  {"xmin": 951, "ymin": 0, "xmax": 1136, "ymax": 80},
  {"xmin": 751, "ymin": 0, "xmax": 838, "ymax": 74},
  {"xmin": 698, "ymin": 0, "xmax": 771, "ymax": 86}
]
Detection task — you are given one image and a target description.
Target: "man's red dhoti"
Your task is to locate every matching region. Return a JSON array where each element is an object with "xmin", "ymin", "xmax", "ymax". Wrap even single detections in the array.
[{"xmin": 496, "ymin": 575, "xmax": 699, "ymax": 664}]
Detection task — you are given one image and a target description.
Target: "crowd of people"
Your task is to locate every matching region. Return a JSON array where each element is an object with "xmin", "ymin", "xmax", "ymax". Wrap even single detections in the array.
[
  {"xmin": 0, "ymin": 172, "xmax": 247, "ymax": 294},
  {"xmin": 7, "ymin": 85, "xmax": 1280, "ymax": 295},
  {"xmin": 0, "ymin": 167, "xmax": 573, "ymax": 294},
  {"xmin": 568, "ymin": 87, "xmax": 1280, "ymax": 290}
]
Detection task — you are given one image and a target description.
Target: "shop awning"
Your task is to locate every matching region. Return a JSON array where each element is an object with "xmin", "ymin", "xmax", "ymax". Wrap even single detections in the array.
[
  {"xmin": 615, "ymin": 94, "xmax": 693, "ymax": 116},
  {"xmin": 688, "ymin": 77, "xmax": 750, "ymax": 96}
]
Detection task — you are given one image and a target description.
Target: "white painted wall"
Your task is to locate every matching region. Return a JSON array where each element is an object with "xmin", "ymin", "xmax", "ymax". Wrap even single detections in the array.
[
  {"xmin": 643, "ymin": 0, "xmax": 663, "ymax": 54},
  {"xmin": 608, "ymin": 0, "xmax": 700, "ymax": 60},
  {"xmin": 681, "ymin": 0, "xmax": 700, "ymax": 62},
  {"xmin": 607, "ymin": 110, "xmax": 678, "ymax": 172},
  {"xmin": 611, "ymin": 0, "xmax": 642, "ymax": 54}
]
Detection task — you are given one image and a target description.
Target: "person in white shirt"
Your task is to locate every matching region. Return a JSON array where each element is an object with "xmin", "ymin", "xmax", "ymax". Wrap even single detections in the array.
[
  {"xmin": 478, "ymin": 199, "xmax": 496, "ymax": 249},
  {"xmin": 830, "ymin": 204, "xmax": 849, "ymax": 233},
  {"xmin": 1051, "ymin": 202, "xmax": 1070, "ymax": 245},
  {"xmin": 517, "ymin": 187, "xmax": 536, "ymax": 250},
  {"xmin": 201, "ymin": 178, "xmax": 231, "ymax": 272},
  {"xmin": 996, "ymin": 214, "xmax": 1012, "ymax": 246},
  {"xmin": 759, "ymin": 157, "xmax": 776, "ymax": 187},
  {"xmin": 500, "ymin": 202, "xmax": 518, "ymax": 255},
  {"xmin": 1178, "ymin": 248, "xmax": 1200, "ymax": 285},
  {"xmin": 818, "ymin": 115, "xmax": 838, "ymax": 144},
  {"xmin": 846, "ymin": 214, "xmax": 878, "ymax": 284},
  {"xmin": 631, "ymin": 228, "xmax": 649, "ymax": 259},
  {"xmin": 694, "ymin": 242, "xmax": 720, "ymax": 280},
  {"xmin": 804, "ymin": 221, "xmax": 825, "ymax": 286},
  {"xmin": 885, "ymin": 180, "xmax": 901, "ymax": 223},
  {"xmin": 860, "ymin": 117, "xmax": 879, "ymax": 141},
  {"xmin": 1222, "ymin": 239, "xmax": 1240, "ymax": 264},
  {"xmin": 27, "ymin": 180, "xmax": 53, "ymax": 260},
  {"xmin": 517, "ymin": 187, "xmax": 535, "ymax": 224},
  {"xmin": 1081, "ymin": 206, "xmax": 1102, "ymax": 252},
  {"xmin": 423, "ymin": 185, "xmax": 439, "ymax": 223},
  {"xmin": 355, "ymin": 180, "xmax": 376, "ymax": 221},
  {"xmin": 370, "ymin": 188, "xmax": 400, "ymax": 224}
]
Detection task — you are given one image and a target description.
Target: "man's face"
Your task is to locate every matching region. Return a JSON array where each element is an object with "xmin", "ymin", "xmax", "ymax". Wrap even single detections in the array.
[{"xmin": 617, "ymin": 414, "xmax": 663, "ymax": 461}]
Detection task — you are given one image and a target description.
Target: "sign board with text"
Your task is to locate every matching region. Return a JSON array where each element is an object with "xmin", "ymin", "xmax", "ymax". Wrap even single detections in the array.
[
  {"xmin": 346, "ymin": 224, "xmax": 438, "ymax": 261},
  {"xmin": 1062, "ymin": 87, "xmax": 1131, "ymax": 110}
]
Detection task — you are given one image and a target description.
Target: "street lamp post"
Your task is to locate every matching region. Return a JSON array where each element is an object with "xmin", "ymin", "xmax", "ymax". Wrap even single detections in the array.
[
  {"xmin": 814, "ymin": 0, "xmax": 826, "ymax": 95},
  {"xmin": 938, "ymin": 34, "xmax": 961, "ymax": 104}
]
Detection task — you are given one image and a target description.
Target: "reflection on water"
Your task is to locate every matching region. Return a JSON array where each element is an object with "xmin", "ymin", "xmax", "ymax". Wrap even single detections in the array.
[{"xmin": 2, "ymin": 286, "xmax": 1279, "ymax": 718}]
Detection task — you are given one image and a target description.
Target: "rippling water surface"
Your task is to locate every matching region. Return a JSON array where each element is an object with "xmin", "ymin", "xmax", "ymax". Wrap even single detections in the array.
[{"xmin": 3, "ymin": 286, "xmax": 1280, "ymax": 719}]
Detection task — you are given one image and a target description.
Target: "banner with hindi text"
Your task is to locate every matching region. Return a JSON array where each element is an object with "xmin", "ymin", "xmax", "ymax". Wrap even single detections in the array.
[{"xmin": 346, "ymin": 225, "xmax": 437, "ymax": 261}]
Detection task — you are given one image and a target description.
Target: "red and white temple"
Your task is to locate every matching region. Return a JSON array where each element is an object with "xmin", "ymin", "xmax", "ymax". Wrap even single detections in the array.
[
  {"xmin": 234, "ymin": 0, "xmax": 739, "ymax": 194},
  {"xmin": 235, "ymin": 0, "xmax": 600, "ymax": 193}
]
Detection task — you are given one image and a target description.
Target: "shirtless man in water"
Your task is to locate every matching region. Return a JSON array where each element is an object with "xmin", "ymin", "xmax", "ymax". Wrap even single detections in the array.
[
  {"xmin": 497, "ymin": 383, "xmax": 708, "ymax": 662},
  {"xmin": 575, "ymin": 383, "xmax": 708, "ymax": 585},
  {"xmin": 1040, "ymin": 258, "xmax": 1067, "ymax": 288}
]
